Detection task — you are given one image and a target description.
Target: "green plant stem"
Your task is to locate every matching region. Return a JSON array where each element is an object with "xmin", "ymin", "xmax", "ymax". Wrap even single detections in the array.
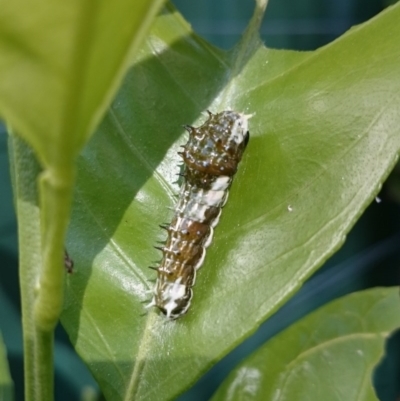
[
  {"xmin": 34, "ymin": 330, "xmax": 54, "ymax": 400},
  {"xmin": 34, "ymin": 167, "xmax": 74, "ymax": 332},
  {"xmin": 9, "ymin": 133, "xmax": 42, "ymax": 401},
  {"xmin": 9, "ymin": 133, "xmax": 75, "ymax": 401}
]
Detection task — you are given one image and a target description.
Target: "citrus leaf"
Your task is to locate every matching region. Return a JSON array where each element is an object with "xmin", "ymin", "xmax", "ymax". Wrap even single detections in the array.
[
  {"xmin": 62, "ymin": 3, "xmax": 400, "ymax": 401},
  {"xmin": 211, "ymin": 287, "xmax": 400, "ymax": 401}
]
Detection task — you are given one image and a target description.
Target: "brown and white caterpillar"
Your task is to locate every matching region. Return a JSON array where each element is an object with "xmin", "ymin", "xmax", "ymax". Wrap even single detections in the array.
[{"xmin": 147, "ymin": 110, "xmax": 251, "ymax": 319}]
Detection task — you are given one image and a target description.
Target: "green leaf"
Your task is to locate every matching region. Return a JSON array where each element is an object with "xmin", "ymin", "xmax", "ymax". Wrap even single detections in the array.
[
  {"xmin": 0, "ymin": 0, "xmax": 165, "ymax": 168},
  {"xmin": 61, "ymin": 2, "xmax": 400, "ymax": 401},
  {"xmin": 0, "ymin": 333, "xmax": 14, "ymax": 401},
  {"xmin": 211, "ymin": 288, "xmax": 400, "ymax": 401}
]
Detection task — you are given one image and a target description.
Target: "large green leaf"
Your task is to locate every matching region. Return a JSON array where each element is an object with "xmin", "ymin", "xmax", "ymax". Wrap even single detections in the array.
[
  {"xmin": 62, "ymin": 2, "xmax": 400, "ymax": 401},
  {"xmin": 0, "ymin": 333, "xmax": 13, "ymax": 401},
  {"xmin": 211, "ymin": 287, "xmax": 400, "ymax": 401}
]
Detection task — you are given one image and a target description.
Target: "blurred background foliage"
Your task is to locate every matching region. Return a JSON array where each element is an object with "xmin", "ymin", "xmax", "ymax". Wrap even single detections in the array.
[{"xmin": 1, "ymin": 0, "xmax": 399, "ymax": 400}]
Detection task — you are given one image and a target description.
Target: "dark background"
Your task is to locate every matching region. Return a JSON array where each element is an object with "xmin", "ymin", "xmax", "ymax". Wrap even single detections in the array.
[{"xmin": 1, "ymin": 0, "xmax": 399, "ymax": 400}]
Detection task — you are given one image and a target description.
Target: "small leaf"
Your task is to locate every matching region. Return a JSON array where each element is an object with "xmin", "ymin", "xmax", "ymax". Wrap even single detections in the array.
[
  {"xmin": 211, "ymin": 288, "xmax": 400, "ymax": 401},
  {"xmin": 0, "ymin": 333, "xmax": 14, "ymax": 401}
]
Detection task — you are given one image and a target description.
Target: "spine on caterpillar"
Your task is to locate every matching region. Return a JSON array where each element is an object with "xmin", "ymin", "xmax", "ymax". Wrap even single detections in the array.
[{"xmin": 148, "ymin": 110, "xmax": 251, "ymax": 319}]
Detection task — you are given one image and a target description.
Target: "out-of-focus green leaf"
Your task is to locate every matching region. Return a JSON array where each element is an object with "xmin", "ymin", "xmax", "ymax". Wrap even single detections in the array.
[
  {"xmin": 0, "ymin": 0, "xmax": 165, "ymax": 169},
  {"xmin": 61, "ymin": 2, "xmax": 400, "ymax": 401},
  {"xmin": 211, "ymin": 287, "xmax": 400, "ymax": 401},
  {"xmin": 0, "ymin": 333, "xmax": 13, "ymax": 401}
]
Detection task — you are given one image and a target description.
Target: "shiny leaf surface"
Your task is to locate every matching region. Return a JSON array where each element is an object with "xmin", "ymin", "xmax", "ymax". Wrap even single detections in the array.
[{"xmin": 62, "ymin": 3, "xmax": 400, "ymax": 401}]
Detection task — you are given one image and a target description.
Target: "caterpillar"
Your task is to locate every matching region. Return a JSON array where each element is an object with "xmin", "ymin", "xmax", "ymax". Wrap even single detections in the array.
[{"xmin": 147, "ymin": 110, "xmax": 251, "ymax": 319}]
